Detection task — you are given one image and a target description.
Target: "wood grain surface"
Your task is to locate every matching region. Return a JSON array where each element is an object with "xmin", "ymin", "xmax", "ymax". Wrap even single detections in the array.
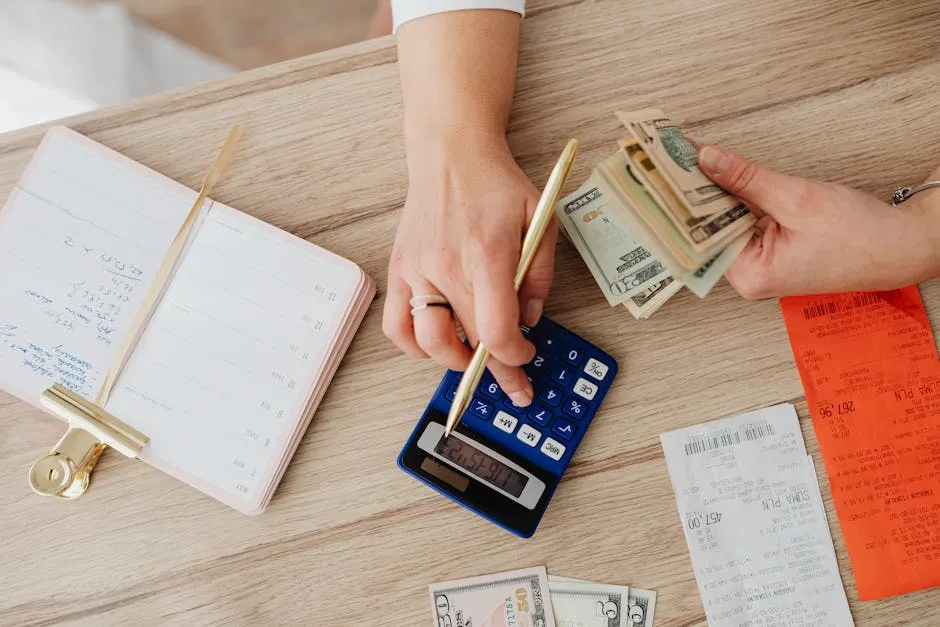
[{"xmin": 2, "ymin": 0, "xmax": 940, "ymax": 624}]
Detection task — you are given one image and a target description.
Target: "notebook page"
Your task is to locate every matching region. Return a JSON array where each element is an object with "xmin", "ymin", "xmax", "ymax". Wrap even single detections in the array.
[
  {"xmin": 0, "ymin": 127, "xmax": 196, "ymax": 405},
  {"xmin": 105, "ymin": 203, "xmax": 364, "ymax": 512}
]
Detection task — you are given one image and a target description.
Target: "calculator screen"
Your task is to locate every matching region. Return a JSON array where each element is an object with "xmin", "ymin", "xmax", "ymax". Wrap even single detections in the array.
[{"xmin": 434, "ymin": 435, "xmax": 528, "ymax": 498}]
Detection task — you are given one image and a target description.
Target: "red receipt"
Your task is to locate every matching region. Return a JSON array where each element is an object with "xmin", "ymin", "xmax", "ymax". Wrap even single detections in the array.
[{"xmin": 781, "ymin": 286, "xmax": 940, "ymax": 600}]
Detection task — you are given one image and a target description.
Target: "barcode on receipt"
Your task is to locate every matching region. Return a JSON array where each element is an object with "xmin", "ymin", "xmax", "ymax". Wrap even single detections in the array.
[{"xmin": 683, "ymin": 422, "xmax": 776, "ymax": 456}]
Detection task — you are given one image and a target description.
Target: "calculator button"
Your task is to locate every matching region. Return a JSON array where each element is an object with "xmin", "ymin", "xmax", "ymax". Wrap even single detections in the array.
[
  {"xmin": 538, "ymin": 386, "xmax": 562, "ymax": 407},
  {"xmin": 528, "ymin": 405, "xmax": 552, "ymax": 426},
  {"xmin": 493, "ymin": 411, "xmax": 518, "ymax": 434},
  {"xmin": 516, "ymin": 423, "xmax": 542, "ymax": 447},
  {"xmin": 562, "ymin": 396, "xmax": 587, "ymax": 420},
  {"xmin": 479, "ymin": 379, "xmax": 502, "ymax": 400},
  {"xmin": 551, "ymin": 418, "xmax": 576, "ymax": 441},
  {"xmin": 551, "ymin": 366, "xmax": 573, "ymax": 388},
  {"xmin": 540, "ymin": 336, "xmax": 560, "ymax": 355},
  {"xmin": 469, "ymin": 399, "xmax": 494, "ymax": 420},
  {"xmin": 520, "ymin": 324, "xmax": 533, "ymax": 338},
  {"xmin": 445, "ymin": 385, "xmax": 458, "ymax": 401},
  {"xmin": 526, "ymin": 354, "xmax": 548, "ymax": 373},
  {"xmin": 540, "ymin": 437, "xmax": 566, "ymax": 461},
  {"xmin": 573, "ymin": 377, "xmax": 598, "ymax": 401},
  {"xmin": 583, "ymin": 357, "xmax": 609, "ymax": 381},
  {"xmin": 564, "ymin": 346, "xmax": 585, "ymax": 367}
]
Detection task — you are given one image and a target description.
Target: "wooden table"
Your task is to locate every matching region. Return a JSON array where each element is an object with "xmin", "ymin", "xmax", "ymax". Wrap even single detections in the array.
[{"xmin": 2, "ymin": 1, "xmax": 939, "ymax": 624}]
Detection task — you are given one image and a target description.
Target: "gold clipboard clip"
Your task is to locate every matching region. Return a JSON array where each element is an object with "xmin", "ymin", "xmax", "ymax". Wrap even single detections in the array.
[
  {"xmin": 30, "ymin": 384, "xmax": 148, "ymax": 499},
  {"xmin": 28, "ymin": 124, "xmax": 242, "ymax": 500}
]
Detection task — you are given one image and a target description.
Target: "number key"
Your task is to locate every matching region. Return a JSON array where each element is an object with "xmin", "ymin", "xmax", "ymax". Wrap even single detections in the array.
[
  {"xmin": 551, "ymin": 366, "xmax": 573, "ymax": 388},
  {"xmin": 445, "ymin": 385, "xmax": 458, "ymax": 401},
  {"xmin": 526, "ymin": 354, "xmax": 548, "ymax": 374},
  {"xmin": 479, "ymin": 378, "xmax": 502, "ymax": 400},
  {"xmin": 528, "ymin": 404, "xmax": 552, "ymax": 425},
  {"xmin": 564, "ymin": 346, "xmax": 585, "ymax": 367},
  {"xmin": 538, "ymin": 385, "xmax": 562, "ymax": 407}
]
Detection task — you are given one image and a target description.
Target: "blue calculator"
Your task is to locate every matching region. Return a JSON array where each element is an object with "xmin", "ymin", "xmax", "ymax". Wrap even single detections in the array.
[{"xmin": 398, "ymin": 316, "xmax": 617, "ymax": 538}]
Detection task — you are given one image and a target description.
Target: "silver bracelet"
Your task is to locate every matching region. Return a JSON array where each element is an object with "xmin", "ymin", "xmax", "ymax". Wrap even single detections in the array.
[{"xmin": 892, "ymin": 181, "xmax": 940, "ymax": 206}]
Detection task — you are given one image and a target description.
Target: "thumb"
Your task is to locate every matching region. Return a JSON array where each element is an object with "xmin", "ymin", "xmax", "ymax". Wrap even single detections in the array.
[{"xmin": 698, "ymin": 145, "xmax": 799, "ymax": 219}]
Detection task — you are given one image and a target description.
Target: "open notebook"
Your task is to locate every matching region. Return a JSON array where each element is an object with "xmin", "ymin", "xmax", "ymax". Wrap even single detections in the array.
[{"xmin": 0, "ymin": 126, "xmax": 375, "ymax": 514}]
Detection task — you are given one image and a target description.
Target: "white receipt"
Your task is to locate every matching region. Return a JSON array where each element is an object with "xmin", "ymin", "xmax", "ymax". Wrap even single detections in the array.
[{"xmin": 660, "ymin": 403, "xmax": 854, "ymax": 627}]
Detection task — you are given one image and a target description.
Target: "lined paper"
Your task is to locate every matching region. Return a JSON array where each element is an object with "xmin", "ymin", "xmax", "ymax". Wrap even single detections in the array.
[
  {"xmin": 0, "ymin": 127, "xmax": 366, "ymax": 512},
  {"xmin": 0, "ymin": 127, "xmax": 192, "ymax": 402}
]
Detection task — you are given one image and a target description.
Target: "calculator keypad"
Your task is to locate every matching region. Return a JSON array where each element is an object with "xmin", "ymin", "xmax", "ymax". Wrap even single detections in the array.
[{"xmin": 442, "ymin": 317, "xmax": 616, "ymax": 469}]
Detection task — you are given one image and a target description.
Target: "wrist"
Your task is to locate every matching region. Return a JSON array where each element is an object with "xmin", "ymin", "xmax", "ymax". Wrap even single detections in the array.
[
  {"xmin": 908, "ymin": 187, "xmax": 940, "ymax": 280},
  {"xmin": 403, "ymin": 122, "xmax": 512, "ymax": 180}
]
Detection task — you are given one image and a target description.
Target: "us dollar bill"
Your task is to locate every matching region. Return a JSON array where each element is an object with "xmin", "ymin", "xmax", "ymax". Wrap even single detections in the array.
[
  {"xmin": 617, "ymin": 109, "xmax": 741, "ymax": 218},
  {"xmin": 547, "ymin": 576, "xmax": 629, "ymax": 627},
  {"xmin": 624, "ymin": 276, "xmax": 682, "ymax": 319},
  {"xmin": 429, "ymin": 566, "xmax": 556, "ymax": 627},
  {"xmin": 549, "ymin": 576, "xmax": 656, "ymax": 627},
  {"xmin": 555, "ymin": 180, "xmax": 671, "ymax": 306},
  {"xmin": 594, "ymin": 151, "xmax": 750, "ymax": 297}
]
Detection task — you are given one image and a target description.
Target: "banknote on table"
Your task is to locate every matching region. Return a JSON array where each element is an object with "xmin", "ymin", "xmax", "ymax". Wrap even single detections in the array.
[
  {"xmin": 616, "ymin": 109, "xmax": 740, "ymax": 219},
  {"xmin": 549, "ymin": 576, "xmax": 656, "ymax": 627},
  {"xmin": 429, "ymin": 566, "xmax": 556, "ymax": 627},
  {"xmin": 546, "ymin": 577, "xmax": 630, "ymax": 627},
  {"xmin": 555, "ymin": 181, "xmax": 671, "ymax": 306}
]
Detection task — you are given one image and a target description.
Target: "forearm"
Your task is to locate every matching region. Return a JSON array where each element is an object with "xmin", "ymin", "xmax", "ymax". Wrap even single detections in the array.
[{"xmin": 396, "ymin": 10, "xmax": 521, "ymax": 156}]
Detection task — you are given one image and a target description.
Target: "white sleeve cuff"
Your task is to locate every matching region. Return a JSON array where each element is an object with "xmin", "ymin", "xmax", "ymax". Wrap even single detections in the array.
[{"xmin": 391, "ymin": 0, "xmax": 526, "ymax": 33}]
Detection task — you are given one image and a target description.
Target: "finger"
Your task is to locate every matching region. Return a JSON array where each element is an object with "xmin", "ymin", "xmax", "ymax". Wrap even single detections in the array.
[
  {"xmin": 382, "ymin": 271, "xmax": 427, "ymax": 358},
  {"xmin": 518, "ymin": 216, "xmax": 558, "ymax": 327},
  {"xmin": 472, "ymin": 250, "xmax": 536, "ymax": 368},
  {"xmin": 410, "ymin": 283, "xmax": 474, "ymax": 371},
  {"xmin": 725, "ymin": 215, "xmax": 781, "ymax": 300},
  {"xmin": 461, "ymin": 322, "xmax": 534, "ymax": 407},
  {"xmin": 698, "ymin": 145, "xmax": 803, "ymax": 222}
]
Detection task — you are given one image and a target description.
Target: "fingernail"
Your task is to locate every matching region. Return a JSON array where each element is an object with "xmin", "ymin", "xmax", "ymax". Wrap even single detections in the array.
[
  {"xmin": 509, "ymin": 388, "xmax": 533, "ymax": 407},
  {"xmin": 523, "ymin": 299, "xmax": 544, "ymax": 326},
  {"xmin": 699, "ymin": 146, "xmax": 729, "ymax": 175}
]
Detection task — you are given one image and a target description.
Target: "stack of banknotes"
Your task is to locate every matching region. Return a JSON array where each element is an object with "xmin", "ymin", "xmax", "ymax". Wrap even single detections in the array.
[
  {"xmin": 429, "ymin": 565, "xmax": 656, "ymax": 626},
  {"xmin": 555, "ymin": 109, "xmax": 756, "ymax": 319}
]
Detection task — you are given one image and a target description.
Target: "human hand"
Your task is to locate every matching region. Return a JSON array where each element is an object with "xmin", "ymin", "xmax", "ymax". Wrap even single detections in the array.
[
  {"xmin": 382, "ymin": 131, "xmax": 556, "ymax": 406},
  {"xmin": 697, "ymin": 145, "xmax": 940, "ymax": 298}
]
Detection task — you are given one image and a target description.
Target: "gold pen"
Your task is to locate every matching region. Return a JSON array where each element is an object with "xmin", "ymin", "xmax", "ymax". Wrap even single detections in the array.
[{"xmin": 445, "ymin": 138, "xmax": 579, "ymax": 437}]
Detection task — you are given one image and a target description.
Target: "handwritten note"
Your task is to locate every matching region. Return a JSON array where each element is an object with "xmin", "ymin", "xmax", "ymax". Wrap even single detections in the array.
[
  {"xmin": 0, "ymin": 126, "xmax": 366, "ymax": 513},
  {"xmin": 781, "ymin": 287, "xmax": 940, "ymax": 600},
  {"xmin": 0, "ymin": 127, "xmax": 193, "ymax": 402}
]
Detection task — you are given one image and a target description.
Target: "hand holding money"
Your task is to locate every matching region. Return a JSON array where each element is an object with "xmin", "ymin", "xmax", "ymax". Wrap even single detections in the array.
[
  {"xmin": 555, "ymin": 109, "xmax": 755, "ymax": 318},
  {"xmin": 697, "ymin": 144, "xmax": 940, "ymax": 298}
]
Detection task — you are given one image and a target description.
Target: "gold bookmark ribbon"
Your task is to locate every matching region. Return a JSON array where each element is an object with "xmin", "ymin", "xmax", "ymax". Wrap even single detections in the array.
[
  {"xmin": 97, "ymin": 123, "xmax": 242, "ymax": 406},
  {"xmin": 30, "ymin": 125, "xmax": 242, "ymax": 500}
]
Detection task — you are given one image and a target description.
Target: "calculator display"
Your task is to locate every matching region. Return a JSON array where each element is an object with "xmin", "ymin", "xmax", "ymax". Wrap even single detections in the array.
[{"xmin": 434, "ymin": 436, "xmax": 528, "ymax": 497}]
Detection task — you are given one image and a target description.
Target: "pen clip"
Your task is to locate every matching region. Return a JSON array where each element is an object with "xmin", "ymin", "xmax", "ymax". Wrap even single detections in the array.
[{"xmin": 29, "ymin": 384, "xmax": 149, "ymax": 500}]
